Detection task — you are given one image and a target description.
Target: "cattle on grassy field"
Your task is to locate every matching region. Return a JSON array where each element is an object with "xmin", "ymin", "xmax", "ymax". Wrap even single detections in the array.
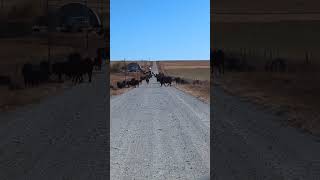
[
  {"xmin": 22, "ymin": 60, "xmax": 50, "ymax": 87},
  {"xmin": 51, "ymin": 53, "xmax": 94, "ymax": 84},
  {"xmin": 174, "ymin": 77, "xmax": 181, "ymax": 84},
  {"xmin": 117, "ymin": 81, "xmax": 126, "ymax": 89},
  {"xmin": 52, "ymin": 61, "xmax": 72, "ymax": 82},
  {"xmin": 128, "ymin": 78, "xmax": 140, "ymax": 87}
]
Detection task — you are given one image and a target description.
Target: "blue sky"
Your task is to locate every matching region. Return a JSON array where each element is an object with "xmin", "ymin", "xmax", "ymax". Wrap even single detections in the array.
[{"xmin": 110, "ymin": 0, "xmax": 210, "ymax": 61}]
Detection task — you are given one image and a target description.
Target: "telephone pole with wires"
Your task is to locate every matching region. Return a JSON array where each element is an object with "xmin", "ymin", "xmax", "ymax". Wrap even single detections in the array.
[{"xmin": 46, "ymin": 0, "xmax": 51, "ymax": 66}]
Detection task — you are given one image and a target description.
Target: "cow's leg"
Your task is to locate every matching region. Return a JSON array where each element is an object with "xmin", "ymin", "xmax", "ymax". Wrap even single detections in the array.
[
  {"xmin": 88, "ymin": 72, "xmax": 92, "ymax": 82},
  {"xmin": 58, "ymin": 73, "xmax": 62, "ymax": 82},
  {"xmin": 222, "ymin": 63, "xmax": 225, "ymax": 74}
]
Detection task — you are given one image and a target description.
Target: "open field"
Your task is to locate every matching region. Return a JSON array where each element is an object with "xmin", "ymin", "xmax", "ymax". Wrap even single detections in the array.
[
  {"xmin": 158, "ymin": 61, "xmax": 210, "ymax": 103},
  {"xmin": 213, "ymin": 21, "xmax": 320, "ymax": 56},
  {"xmin": 215, "ymin": 59, "xmax": 320, "ymax": 135},
  {"xmin": 212, "ymin": 20, "xmax": 320, "ymax": 135}
]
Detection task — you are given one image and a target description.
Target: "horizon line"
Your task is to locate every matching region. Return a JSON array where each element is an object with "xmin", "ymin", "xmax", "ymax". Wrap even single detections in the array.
[{"xmin": 110, "ymin": 59, "xmax": 210, "ymax": 61}]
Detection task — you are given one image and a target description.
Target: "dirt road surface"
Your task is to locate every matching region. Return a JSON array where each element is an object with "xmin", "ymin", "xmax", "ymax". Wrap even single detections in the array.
[
  {"xmin": 0, "ymin": 65, "xmax": 108, "ymax": 179},
  {"xmin": 111, "ymin": 63, "xmax": 210, "ymax": 179},
  {"xmin": 212, "ymin": 85, "xmax": 320, "ymax": 180}
]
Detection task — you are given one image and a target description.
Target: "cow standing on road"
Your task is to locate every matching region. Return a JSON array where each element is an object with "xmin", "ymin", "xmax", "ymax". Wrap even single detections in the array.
[{"xmin": 160, "ymin": 76, "xmax": 172, "ymax": 87}]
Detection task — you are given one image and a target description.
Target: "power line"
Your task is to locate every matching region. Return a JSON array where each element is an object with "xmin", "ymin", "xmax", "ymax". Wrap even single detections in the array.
[{"xmin": 212, "ymin": 10, "xmax": 320, "ymax": 15}]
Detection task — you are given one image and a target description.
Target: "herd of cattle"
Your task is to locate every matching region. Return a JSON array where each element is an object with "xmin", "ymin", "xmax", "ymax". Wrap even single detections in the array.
[
  {"xmin": 114, "ymin": 71, "xmax": 190, "ymax": 89},
  {"xmin": 22, "ymin": 52, "xmax": 102, "ymax": 87},
  {"xmin": 211, "ymin": 48, "xmax": 288, "ymax": 76},
  {"xmin": 0, "ymin": 51, "xmax": 103, "ymax": 89}
]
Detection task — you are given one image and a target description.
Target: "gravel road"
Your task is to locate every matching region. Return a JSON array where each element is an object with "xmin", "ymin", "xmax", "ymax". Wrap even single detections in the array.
[
  {"xmin": 110, "ymin": 63, "xmax": 210, "ymax": 179},
  {"xmin": 0, "ymin": 65, "xmax": 108, "ymax": 179},
  {"xmin": 212, "ymin": 84, "xmax": 320, "ymax": 180}
]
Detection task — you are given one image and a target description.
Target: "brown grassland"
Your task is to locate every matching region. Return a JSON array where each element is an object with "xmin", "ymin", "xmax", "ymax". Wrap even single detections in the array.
[
  {"xmin": 158, "ymin": 61, "xmax": 210, "ymax": 104},
  {"xmin": 214, "ymin": 54, "xmax": 320, "ymax": 135}
]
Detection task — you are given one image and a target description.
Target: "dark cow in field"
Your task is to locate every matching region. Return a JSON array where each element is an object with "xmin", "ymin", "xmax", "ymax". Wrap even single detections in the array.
[
  {"xmin": 52, "ymin": 61, "xmax": 71, "ymax": 82},
  {"xmin": 22, "ymin": 60, "xmax": 50, "ymax": 87},
  {"xmin": 174, "ymin": 77, "xmax": 181, "ymax": 84},
  {"xmin": 117, "ymin": 81, "xmax": 126, "ymax": 89},
  {"xmin": 116, "ymin": 78, "xmax": 139, "ymax": 89},
  {"xmin": 129, "ymin": 78, "xmax": 140, "ymax": 87},
  {"xmin": 212, "ymin": 49, "xmax": 225, "ymax": 76},
  {"xmin": 57, "ymin": 53, "xmax": 94, "ymax": 84}
]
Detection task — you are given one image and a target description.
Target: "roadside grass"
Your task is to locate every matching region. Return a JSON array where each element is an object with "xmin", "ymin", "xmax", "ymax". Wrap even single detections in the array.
[
  {"xmin": 110, "ymin": 61, "xmax": 147, "ymax": 96},
  {"xmin": 164, "ymin": 68, "xmax": 210, "ymax": 81},
  {"xmin": 0, "ymin": 82, "xmax": 72, "ymax": 112},
  {"xmin": 216, "ymin": 67, "xmax": 320, "ymax": 135},
  {"xmin": 159, "ymin": 61, "xmax": 210, "ymax": 103}
]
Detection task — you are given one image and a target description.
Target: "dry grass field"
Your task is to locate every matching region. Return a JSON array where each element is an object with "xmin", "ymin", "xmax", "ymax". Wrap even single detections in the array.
[
  {"xmin": 212, "ymin": 19, "xmax": 320, "ymax": 135},
  {"xmin": 159, "ymin": 61, "xmax": 210, "ymax": 103},
  {"xmin": 215, "ymin": 56, "xmax": 320, "ymax": 135}
]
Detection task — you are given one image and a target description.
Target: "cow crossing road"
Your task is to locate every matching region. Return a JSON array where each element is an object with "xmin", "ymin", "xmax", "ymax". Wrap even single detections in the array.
[{"xmin": 111, "ymin": 62, "xmax": 210, "ymax": 179}]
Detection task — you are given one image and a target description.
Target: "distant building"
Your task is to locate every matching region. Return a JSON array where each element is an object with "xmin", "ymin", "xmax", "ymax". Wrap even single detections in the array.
[
  {"xmin": 127, "ymin": 62, "xmax": 142, "ymax": 72},
  {"xmin": 57, "ymin": 3, "xmax": 101, "ymax": 32}
]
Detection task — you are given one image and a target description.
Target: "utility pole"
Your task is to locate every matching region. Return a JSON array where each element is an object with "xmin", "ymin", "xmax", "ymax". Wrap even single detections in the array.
[
  {"xmin": 124, "ymin": 58, "xmax": 127, "ymax": 82},
  {"xmin": 85, "ymin": 0, "xmax": 89, "ymax": 50},
  {"xmin": 47, "ymin": 0, "xmax": 51, "ymax": 66}
]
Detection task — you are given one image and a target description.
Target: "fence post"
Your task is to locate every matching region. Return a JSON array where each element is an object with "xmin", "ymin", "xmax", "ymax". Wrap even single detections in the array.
[{"xmin": 305, "ymin": 51, "xmax": 309, "ymax": 64}]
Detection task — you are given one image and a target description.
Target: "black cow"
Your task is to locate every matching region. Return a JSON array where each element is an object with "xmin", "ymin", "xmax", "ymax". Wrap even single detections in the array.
[
  {"xmin": 160, "ymin": 76, "xmax": 172, "ymax": 86},
  {"xmin": 61, "ymin": 53, "xmax": 94, "ymax": 84},
  {"xmin": 117, "ymin": 81, "xmax": 126, "ymax": 89},
  {"xmin": 174, "ymin": 77, "xmax": 181, "ymax": 84},
  {"xmin": 52, "ymin": 61, "xmax": 70, "ymax": 82},
  {"xmin": 72, "ymin": 57, "xmax": 94, "ymax": 84},
  {"xmin": 128, "ymin": 78, "xmax": 139, "ymax": 87},
  {"xmin": 22, "ymin": 61, "xmax": 50, "ymax": 87},
  {"xmin": 212, "ymin": 49, "xmax": 225, "ymax": 76}
]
